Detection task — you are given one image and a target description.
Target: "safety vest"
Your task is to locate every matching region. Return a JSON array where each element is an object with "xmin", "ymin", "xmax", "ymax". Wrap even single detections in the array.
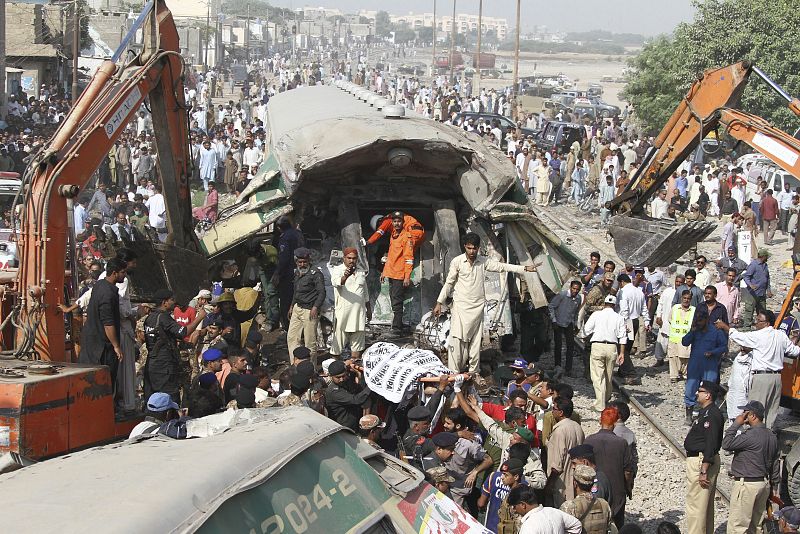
[{"xmin": 668, "ymin": 305, "xmax": 695, "ymax": 343}]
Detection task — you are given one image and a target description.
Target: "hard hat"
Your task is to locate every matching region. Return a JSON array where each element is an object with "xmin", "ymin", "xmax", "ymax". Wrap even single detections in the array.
[{"xmin": 370, "ymin": 214, "xmax": 384, "ymax": 231}]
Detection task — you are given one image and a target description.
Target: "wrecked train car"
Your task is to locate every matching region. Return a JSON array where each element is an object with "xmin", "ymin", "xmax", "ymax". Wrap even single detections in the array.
[{"xmin": 200, "ymin": 84, "xmax": 583, "ymax": 339}]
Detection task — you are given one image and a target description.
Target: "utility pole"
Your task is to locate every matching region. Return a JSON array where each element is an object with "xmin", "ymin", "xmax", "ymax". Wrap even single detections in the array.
[
  {"xmin": 475, "ymin": 0, "xmax": 482, "ymax": 97},
  {"xmin": 204, "ymin": 1, "xmax": 210, "ymax": 66},
  {"xmin": 72, "ymin": 0, "xmax": 80, "ymax": 104},
  {"xmin": 512, "ymin": 0, "xmax": 520, "ymax": 120},
  {"xmin": 448, "ymin": 0, "xmax": 456, "ymax": 86},
  {"xmin": 431, "ymin": 0, "xmax": 436, "ymax": 77},
  {"xmin": 0, "ymin": 0, "xmax": 6, "ymax": 120},
  {"xmin": 245, "ymin": 4, "xmax": 251, "ymax": 66}
]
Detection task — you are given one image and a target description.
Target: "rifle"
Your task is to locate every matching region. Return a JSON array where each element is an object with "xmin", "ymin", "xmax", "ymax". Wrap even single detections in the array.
[{"xmin": 396, "ymin": 432, "xmax": 409, "ymax": 463}]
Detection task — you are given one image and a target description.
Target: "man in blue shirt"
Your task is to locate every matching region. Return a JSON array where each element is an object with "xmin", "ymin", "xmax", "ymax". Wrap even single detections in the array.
[
  {"xmin": 479, "ymin": 458, "xmax": 528, "ymax": 532},
  {"xmin": 675, "ymin": 170, "xmax": 689, "ymax": 199},
  {"xmin": 741, "ymin": 249, "xmax": 772, "ymax": 329},
  {"xmin": 580, "ymin": 252, "xmax": 603, "ymax": 295},
  {"xmin": 682, "ymin": 308, "xmax": 728, "ymax": 423},
  {"xmin": 672, "ymin": 269, "xmax": 704, "ymax": 308}
]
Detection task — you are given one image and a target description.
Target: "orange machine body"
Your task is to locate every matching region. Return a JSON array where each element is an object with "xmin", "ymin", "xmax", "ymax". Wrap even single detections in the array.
[{"xmin": 0, "ymin": 362, "xmax": 137, "ymax": 459}]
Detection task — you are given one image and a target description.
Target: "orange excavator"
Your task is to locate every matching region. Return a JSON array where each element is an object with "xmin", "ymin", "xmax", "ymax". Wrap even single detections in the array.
[
  {"xmin": 0, "ymin": 0, "xmax": 207, "ymax": 458},
  {"xmin": 608, "ymin": 61, "xmax": 800, "ymax": 266}
]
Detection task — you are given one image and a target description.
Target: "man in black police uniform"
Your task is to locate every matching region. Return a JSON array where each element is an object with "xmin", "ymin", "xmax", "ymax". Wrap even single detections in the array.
[
  {"xmin": 324, "ymin": 360, "xmax": 371, "ymax": 432},
  {"xmin": 683, "ymin": 380, "xmax": 724, "ymax": 534},
  {"xmin": 722, "ymin": 400, "xmax": 780, "ymax": 534},
  {"xmin": 403, "ymin": 405, "xmax": 436, "ymax": 471},
  {"xmin": 287, "ymin": 247, "xmax": 326, "ymax": 360},
  {"xmin": 143, "ymin": 289, "xmax": 206, "ymax": 404}
]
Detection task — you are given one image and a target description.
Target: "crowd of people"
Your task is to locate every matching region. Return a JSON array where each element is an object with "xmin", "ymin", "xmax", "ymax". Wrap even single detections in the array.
[{"xmin": 25, "ymin": 41, "xmax": 800, "ymax": 534}]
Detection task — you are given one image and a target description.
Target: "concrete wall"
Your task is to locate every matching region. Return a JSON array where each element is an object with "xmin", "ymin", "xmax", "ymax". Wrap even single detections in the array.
[
  {"xmin": 89, "ymin": 11, "xmax": 132, "ymax": 53},
  {"xmin": 6, "ymin": 3, "xmax": 43, "ymax": 51}
]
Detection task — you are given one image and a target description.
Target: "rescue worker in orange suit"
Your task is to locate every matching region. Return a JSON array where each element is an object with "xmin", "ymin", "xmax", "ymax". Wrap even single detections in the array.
[
  {"xmin": 367, "ymin": 211, "xmax": 426, "ymax": 250},
  {"xmin": 372, "ymin": 211, "xmax": 422, "ymax": 334}
]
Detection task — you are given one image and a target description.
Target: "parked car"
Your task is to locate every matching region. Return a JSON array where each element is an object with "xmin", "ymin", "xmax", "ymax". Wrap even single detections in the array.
[
  {"xmin": 745, "ymin": 163, "xmax": 800, "ymax": 197},
  {"xmin": 452, "ymin": 111, "xmax": 536, "ymax": 145},
  {"xmin": 573, "ymin": 101, "xmax": 621, "ymax": 120},
  {"xmin": 549, "ymin": 93, "xmax": 576, "ymax": 108},
  {"xmin": 534, "ymin": 121, "xmax": 587, "ymax": 154},
  {"xmin": 587, "ymin": 83, "xmax": 603, "ymax": 96},
  {"xmin": 229, "ymin": 64, "xmax": 249, "ymax": 86}
]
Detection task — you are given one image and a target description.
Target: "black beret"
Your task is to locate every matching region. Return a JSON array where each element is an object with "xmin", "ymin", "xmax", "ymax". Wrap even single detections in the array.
[
  {"xmin": 328, "ymin": 360, "xmax": 347, "ymax": 376},
  {"xmin": 295, "ymin": 360, "xmax": 316, "ymax": 379},
  {"xmin": 294, "ymin": 247, "xmax": 311, "ymax": 259},
  {"xmin": 154, "ymin": 288, "xmax": 174, "ymax": 302},
  {"xmin": 568, "ymin": 443, "xmax": 595, "ymax": 459},
  {"xmin": 407, "ymin": 405, "xmax": 431, "ymax": 421},
  {"xmin": 237, "ymin": 374, "xmax": 259, "ymax": 389},
  {"xmin": 432, "ymin": 432, "xmax": 458, "ymax": 448},
  {"xmin": 293, "ymin": 346, "xmax": 312, "ymax": 360}
]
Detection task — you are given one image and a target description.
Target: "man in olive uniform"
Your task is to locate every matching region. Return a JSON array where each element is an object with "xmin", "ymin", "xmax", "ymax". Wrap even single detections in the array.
[
  {"xmin": 723, "ymin": 400, "xmax": 781, "ymax": 534},
  {"xmin": 683, "ymin": 380, "xmax": 724, "ymax": 534},
  {"xmin": 287, "ymin": 247, "xmax": 325, "ymax": 360},
  {"xmin": 403, "ymin": 405, "xmax": 436, "ymax": 471},
  {"xmin": 143, "ymin": 289, "xmax": 206, "ymax": 404}
]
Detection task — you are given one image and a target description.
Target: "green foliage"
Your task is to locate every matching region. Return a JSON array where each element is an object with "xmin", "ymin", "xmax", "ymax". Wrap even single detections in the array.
[
  {"xmin": 417, "ymin": 26, "xmax": 434, "ymax": 42},
  {"xmin": 375, "ymin": 11, "xmax": 391, "ymax": 37},
  {"xmin": 565, "ymin": 30, "xmax": 645, "ymax": 46},
  {"xmin": 624, "ymin": 0, "xmax": 800, "ymax": 135},
  {"xmin": 498, "ymin": 40, "xmax": 625, "ymax": 55}
]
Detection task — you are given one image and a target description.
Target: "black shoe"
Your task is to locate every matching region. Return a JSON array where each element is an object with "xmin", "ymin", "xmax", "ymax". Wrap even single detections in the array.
[
  {"xmin": 652, "ymin": 360, "xmax": 666, "ymax": 368},
  {"xmin": 685, "ymin": 406, "xmax": 693, "ymax": 426}
]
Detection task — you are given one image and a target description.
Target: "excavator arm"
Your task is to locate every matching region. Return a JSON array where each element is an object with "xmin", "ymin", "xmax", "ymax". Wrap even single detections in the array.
[
  {"xmin": 13, "ymin": 0, "xmax": 207, "ymax": 361},
  {"xmin": 608, "ymin": 61, "xmax": 800, "ymax": 266}
]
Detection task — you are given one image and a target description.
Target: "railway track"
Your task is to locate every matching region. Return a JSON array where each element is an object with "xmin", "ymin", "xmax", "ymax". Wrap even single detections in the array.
[{"xmin": 534, "ymin": 205, "xmax": 732, "ymax": 505}]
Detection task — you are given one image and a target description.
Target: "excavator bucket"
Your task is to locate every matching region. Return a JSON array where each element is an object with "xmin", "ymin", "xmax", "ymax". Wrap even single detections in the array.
[{"xmin": 608, "ymin": 215, "xmax": 716, "ymax": 267}]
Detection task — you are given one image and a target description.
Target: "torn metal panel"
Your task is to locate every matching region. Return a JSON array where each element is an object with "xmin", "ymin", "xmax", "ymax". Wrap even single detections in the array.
[
  {"xmin": 490, "ymin": 202, "xmax": 585, "ymax": 293},
  {"xmin": 265, "ymin": 86, "xmax": 516, "ymax": 215},
  {"xmin": 505, "ymin": 223, "xmax": 549, "ymax": 309},
  {"xmin": 468, "ymin": 219, "xmax": 513, "ymax": 338},
  {"xmin": 199, "ymin": 202, "xmax": 292, "ymax": 257}
]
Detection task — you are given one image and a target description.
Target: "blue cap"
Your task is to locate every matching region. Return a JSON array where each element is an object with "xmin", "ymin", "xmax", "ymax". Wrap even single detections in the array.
[
  {"xmin": 202, "ymin": 348, "xmax": 223, "ymax": 362},
  {"xmin": 509, "ymin": 358, "xmax": 528, "ymax": 370},
  {"xmin": 147, "ymin": 392, "xmax": 179, "ymax": 412}
]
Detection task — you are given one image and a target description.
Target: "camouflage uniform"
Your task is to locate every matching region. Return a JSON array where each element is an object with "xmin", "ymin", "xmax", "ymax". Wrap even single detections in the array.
[
  {"xmin": 497, "ymin": 497, "xmax": 522, "ymax": 534},
  {"xmin": 561, "ymin": 494, "xmax": 616, "ymax": 534}
]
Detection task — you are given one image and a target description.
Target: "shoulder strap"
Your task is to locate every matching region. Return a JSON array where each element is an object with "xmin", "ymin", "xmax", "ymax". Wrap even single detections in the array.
[{"xmin": 577, "ymin": 495, "xmax": 597, "ymax": 523}]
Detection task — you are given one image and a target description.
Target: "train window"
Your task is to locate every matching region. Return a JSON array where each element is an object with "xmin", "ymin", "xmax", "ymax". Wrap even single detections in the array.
[{"xmin": 359, "ymin": 516, "xmax": 397, "ymax": 534}]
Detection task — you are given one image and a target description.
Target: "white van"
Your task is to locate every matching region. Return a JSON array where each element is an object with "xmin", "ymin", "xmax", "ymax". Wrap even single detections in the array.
[{"xmin": 745, "ymin": 163, "xmax": 800, "ymax": 197}]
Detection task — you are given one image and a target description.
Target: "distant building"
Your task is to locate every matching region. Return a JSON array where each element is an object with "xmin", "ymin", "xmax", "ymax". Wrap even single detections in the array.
[
  {"xmin": 360, "ymin": 11, "xmax": 508, "ymax": 40},
  {"xmin": 5, "ymin": 3, "xmax": 64, "ymax": 98}
]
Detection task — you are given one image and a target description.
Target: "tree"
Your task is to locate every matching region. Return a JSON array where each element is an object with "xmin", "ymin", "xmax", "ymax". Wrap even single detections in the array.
[
  {"xmin": 375, "ymin": 11, "xmax": 391, "ymax": 37},
  {"xmin": 417, "ymin": 26, "xmax": 434, "ymax": 43},
  {"xmin": 623, "ymin": 0, "xmax": 800, "ymax": 135}
]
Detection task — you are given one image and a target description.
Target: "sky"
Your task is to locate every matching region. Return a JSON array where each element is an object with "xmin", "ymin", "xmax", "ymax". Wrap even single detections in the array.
[{"xmin": 267, "ymin": 0, "xmax": 696, "ymax": 36}]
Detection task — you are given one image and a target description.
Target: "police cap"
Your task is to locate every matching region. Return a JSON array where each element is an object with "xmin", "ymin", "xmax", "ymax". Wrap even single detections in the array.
[
  {"xmin": 407, "ymin": 405, "xmax": 432, "ymax": 422},
  {"xmin": 431, "ymin": 432, "xmax": 458, "ymax": 448}
]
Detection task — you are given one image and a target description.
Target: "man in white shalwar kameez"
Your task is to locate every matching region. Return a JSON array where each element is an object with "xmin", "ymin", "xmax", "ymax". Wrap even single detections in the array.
[
  {"xmin": 434, "ymin": 233, "xmax": 537, "ymax": 374},
  {"xmin": 329, "ymin": 248, "xmax": 371, "ymax": 359}
]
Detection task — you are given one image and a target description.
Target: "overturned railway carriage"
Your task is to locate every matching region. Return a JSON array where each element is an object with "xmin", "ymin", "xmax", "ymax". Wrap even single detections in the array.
[{"xmin": 201, "ymin": 84, "xmax": 582, "ymax": 341}]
